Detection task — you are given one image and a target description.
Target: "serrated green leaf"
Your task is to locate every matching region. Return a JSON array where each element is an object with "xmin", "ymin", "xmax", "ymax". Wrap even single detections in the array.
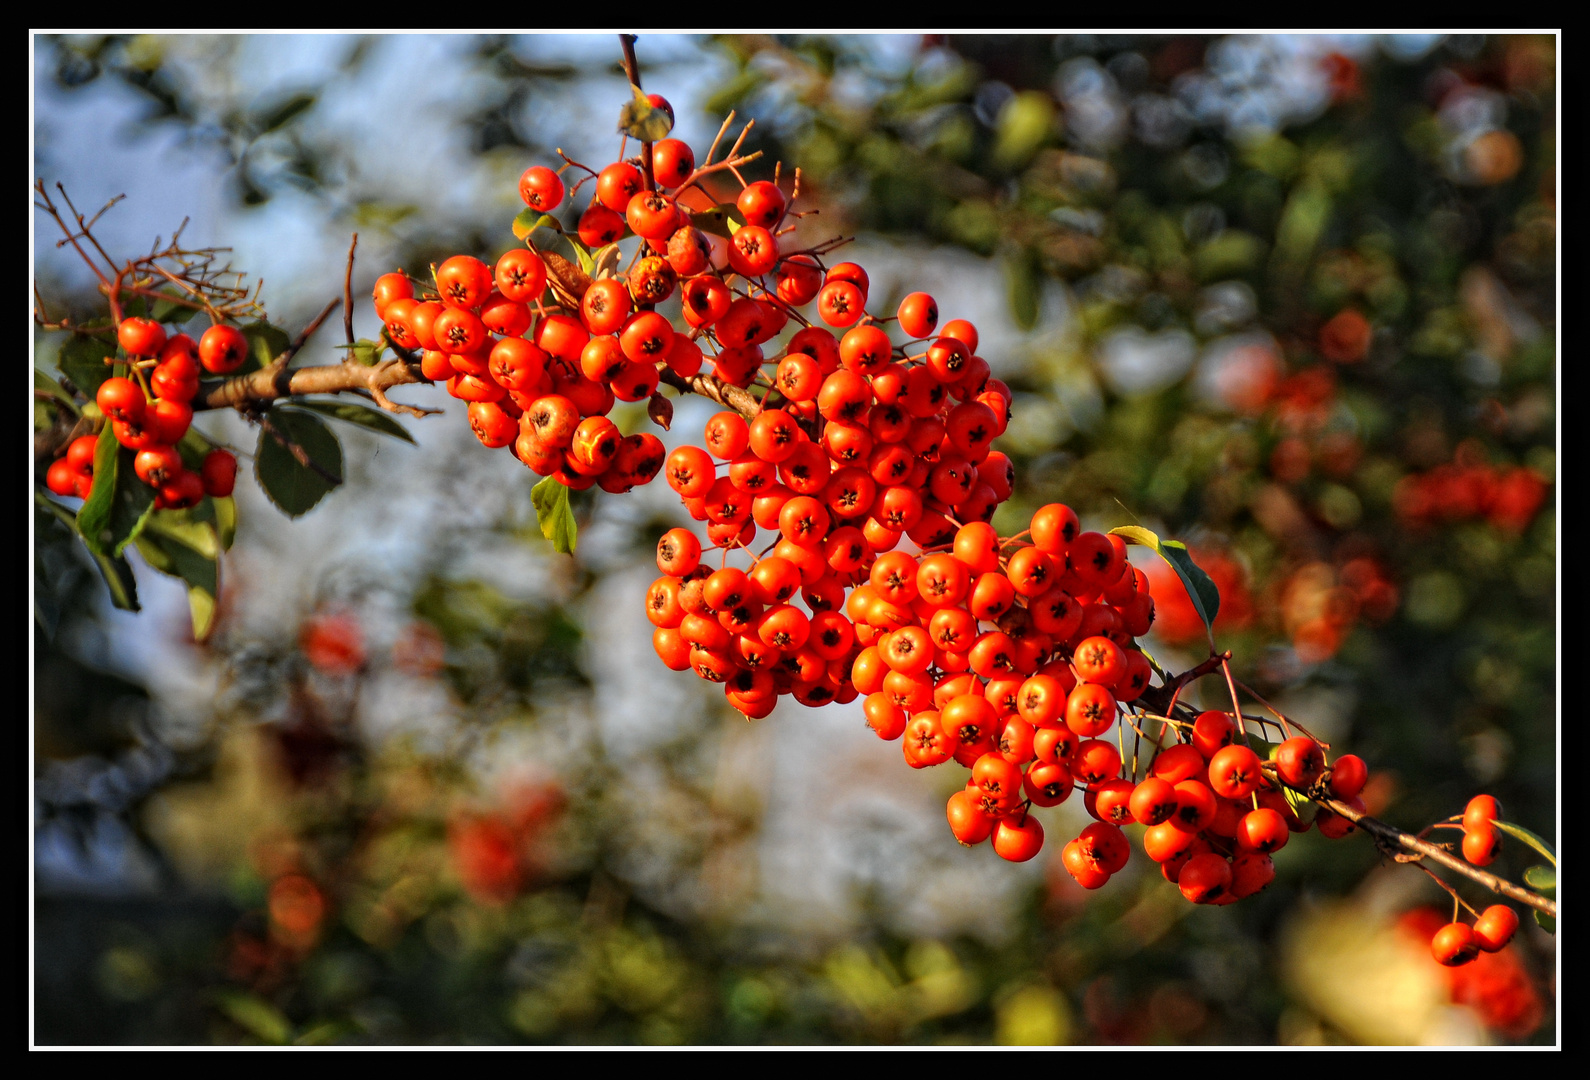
[
  {"xmin": 56, "ymin": 332, "xmax": 118, "ymax": 396},
  {"xmin": 35, "ymin": 369, "xmax": 79, "ymax": 413},
  {"xmin": 255, "ymin": 407, "xmax": 343, "ymax": 517},
  {"xmin": 512, "ymin": 209, "xmax": 562, "ymax": 242},
  {"xmin": 216, "ymin": 991, "xmax": 292, "ymax": 1045},
  {"xmin": 617, "ymin": 83, "xmax": 673, "ymax": 142},
  {"xmin": 1523, "ymin": 864, "xmax": 1555, "ymax": 892},
  {"xmin": 38, "ymin": 490, "xmax": 139, "ymax": 612},
  {"xmin": 1492, "ymin": 821, "xmax": 1555, "ymax": 866},
  {"xmin": 1533, "ymin": 910, "xmax": 1554, "ymax": 934},
  {"xmin": 1110, "ymin": 526, "xmax": 1222, "ymax": 644},
  {"xmin": 691, "ymin": 204, "xmax": 744, "ymax": 239},
  {"xmin": 241, "ymin": 322, "xmax": 291, "ymax": 374},
  {"xmin": 286, "ymin": 399, "xmax": 414, "ymax": 443},
  {"xmin": 531, "ymin": 475, "xmax": 578, "ymax": 555}
]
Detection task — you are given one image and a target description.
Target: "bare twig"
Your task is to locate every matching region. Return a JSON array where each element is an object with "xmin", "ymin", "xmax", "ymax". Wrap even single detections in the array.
[
  {"xmin": 1296, "ymin": 785, "xmax": 1557, "ymax": 918},
  {"xmin": 343, "ymin": 233, "xmax": 358, "ymax": 347}
]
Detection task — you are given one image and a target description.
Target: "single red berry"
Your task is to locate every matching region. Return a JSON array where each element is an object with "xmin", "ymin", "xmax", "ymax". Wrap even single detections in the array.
[
  {"xmin": 96, "ymin": 377, "xmax": 146, "ymax": 425},
  {"xmin": 117, "ymin": 317, "xmax": 167, "ymax": 357},
  {"xmin": 200, "ymin": 449, "xmax": 238, "ymax": 497},
  {"xmin": 1430, "ymin": 922, "xmax": 1479, "ymax": 967},
  {"xmin": 518, "ymin": 165, "xmax": 564, "ymax": 212},
  {"xmin": 1471, "ymin": 905, "xmax": 1519, "ymax": 953},
  {"xmin": 199, "ymin": 324, "xmax": 249, "ymax": 374},
  {"xmin": 1275, "ymin": 736, "xmax": 1327, "ymax": 789}
]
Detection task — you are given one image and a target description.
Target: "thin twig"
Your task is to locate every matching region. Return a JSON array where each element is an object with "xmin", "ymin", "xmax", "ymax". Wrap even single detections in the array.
[
  {"xmin": 343, "ymin": 233, "xmax": 358, "ymax": 347},
  {"xmin": 1300, "ymin": 786, "xmax": 1556, "ymax": 918}
]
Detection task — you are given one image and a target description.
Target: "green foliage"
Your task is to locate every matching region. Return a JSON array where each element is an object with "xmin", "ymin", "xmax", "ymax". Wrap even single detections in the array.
[
  {"xmin": 287, "ymin": 399, "xmax": 414, "ymax": 443},
  {"xmin": 240, "ymin": 321, "xmax": 291, "ymax": 374},
  {"xmin": 54, "ymin": 331, "xmax": 118, "ymax": 396},
  {"xmin": 255, "ymin": 406, "xmax": 343, "ymax": 517},
  {"xmin": 1111, "ymin": 526, "xmax": 1220, "ymax": 639},
  {"xmin": 617, "ymin": 83, "xmax": 673, "ymax": 142},
  {"xmin": 531, "ymin": 475, "xmax": 578, "ymax": 555}
]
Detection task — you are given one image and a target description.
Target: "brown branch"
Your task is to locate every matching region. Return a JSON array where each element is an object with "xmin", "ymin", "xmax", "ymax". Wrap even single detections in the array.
[
  {"xmin": 1304, "ymin": 789, "xmax": 1556, "ymax": 918},
  {"xmin": 196, "ymin": 355, "xmax": 428, "ymax": 415},
  {"xmin": 617, "ymin": 34, "xmax": 656, "ymax": 193},
  {"xmin": 657, "ymin": 367, "xmax": 762, "ymax": 420}
]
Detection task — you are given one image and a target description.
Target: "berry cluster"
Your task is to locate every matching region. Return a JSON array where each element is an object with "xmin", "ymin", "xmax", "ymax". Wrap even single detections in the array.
[
  {"xmin": 46, "ymin": 319, "xmax": 240, "ymax": 506},
  {"xmin": 1393, "ymin": 454, "xmax": 1549, "ymax": 535},
  {"xmin": 373, "ymin": 243, "xmax": 668, "ymax": 494}
]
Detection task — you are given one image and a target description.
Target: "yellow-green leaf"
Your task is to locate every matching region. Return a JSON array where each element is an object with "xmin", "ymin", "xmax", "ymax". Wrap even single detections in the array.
[
  {"xmin": 1110, "ymin": 525, "xmax": 1221, "ymax": 643},
  {"xmin": 531, "ymin": 475, "xmax": 578, "ymax": 555},
  {"xmin": 1492, "ymin": 821, "xmax": 1555, "ymax": 866},
  {"xmin": 512, "ymin": 209, "xmax": 562, "ymax": 242},
  {"xmin": 618, "ymin": 83, "xmax": 673, "ymax": 142}
]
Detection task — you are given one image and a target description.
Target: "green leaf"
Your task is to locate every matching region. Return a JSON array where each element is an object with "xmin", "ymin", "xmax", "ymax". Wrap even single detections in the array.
[
  {"xmin": 691, "ymin": 204, "xmax": 744, "ymax": 239},
  {"xmin": 35, "ymin": 369, "xmax": 79, "ymax": 414},
  {"xmin": 147, "ymin": 291, "xmax": 193, "ymax": 324},
  {"xmin": 76, "ymin": 425, "xmax": 159, "ymax": 559},
  {"xmin": 108, "ymin": 465, "xmax": 159, "ymax": 558},
  {"xmin": 287, "ymin": 399, "xmax": 414, "ymax": 443},
  {"xmin": 176, "ymin": 426, "xmax": 217, "ymax": 471},
  {"xmin": 341, "ymin": 338, "xmax": 385, "ymax": 366},
  {"xmin": 617, "ymin": 83, "xmax": 673, "ymax": 141},
  {"xmin": 255, "ymin": 407, "xmax": 343, "ymax": 517},
  {"xmin": 216, "ymin": 991, "xmax": 292, "ymax": 1045},
  {"xmin": 37, "ymin": 491, "xmax": 139, "ymax": 612},
  {"xmin": 137, "ymin": 516, "xmax": 220, "ymax": 641},
  {"xmin": 55, "ymin": 332, "xmax": 118, "ymax": 396},
  {"xmin": 531, "ymin": 475, "xmax": 578, "ymax": 555},
  {"xmin": 1493, "ymin": 821, "xmax": 1555, "ymax": 866},
  {"xmin": 1523, "ymin": 864, "xmax": 1555, "ymax": 892},
  {"xmin": 241, "ymin": 321, "xmax": 292, "ymax": 374},
  {"xmin": 212, "ymin": 495, "xmax": 238, "ymax": 551},
  {"xmin": 566, "ymin": 235, "xmax": 594, "ymax": 278},
  {"xmin": 1533, "ymin": 910, "xmax": 1555, "ymax": 934},
  {"xmin": 1281, "ymin": 782, "xmax": 1317, "ymax": 824},
  {"xmin": 1110, "ymin": 526, "xmax": 1221, "ymax": 642},
  {"xmin": 144, "ymin": 510, "xmax": 220, "ymax": 560},
  {"xmin": 512, "ymin": 210, "xmax": 562, "ymax": 242}
]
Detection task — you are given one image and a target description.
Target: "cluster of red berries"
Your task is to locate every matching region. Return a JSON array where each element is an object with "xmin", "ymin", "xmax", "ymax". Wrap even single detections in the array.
[
  {"xmin": 372, "ymin": 245, "xmax": 668, "ymax": 494},
  {"xmin": 1392, "ymin": 456, "xmax": 1549, "ymax": 535},
  {"xmin": 357, "ymin": 103, "xmax": 1412, "ymax": 895},
  {"xmin": 1045, "ymin": 721, "xmax": 1371, "ymax": 902},
  {"xmin": 46, "ymin": 317, "xmax": 240, "ymax": 506}
]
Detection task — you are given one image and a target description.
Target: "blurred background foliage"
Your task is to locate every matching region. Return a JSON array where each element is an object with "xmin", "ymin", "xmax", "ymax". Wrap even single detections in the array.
[{"xmin": 33, "ymin": 33, "xmax": 1554, "ymax": 1045}]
